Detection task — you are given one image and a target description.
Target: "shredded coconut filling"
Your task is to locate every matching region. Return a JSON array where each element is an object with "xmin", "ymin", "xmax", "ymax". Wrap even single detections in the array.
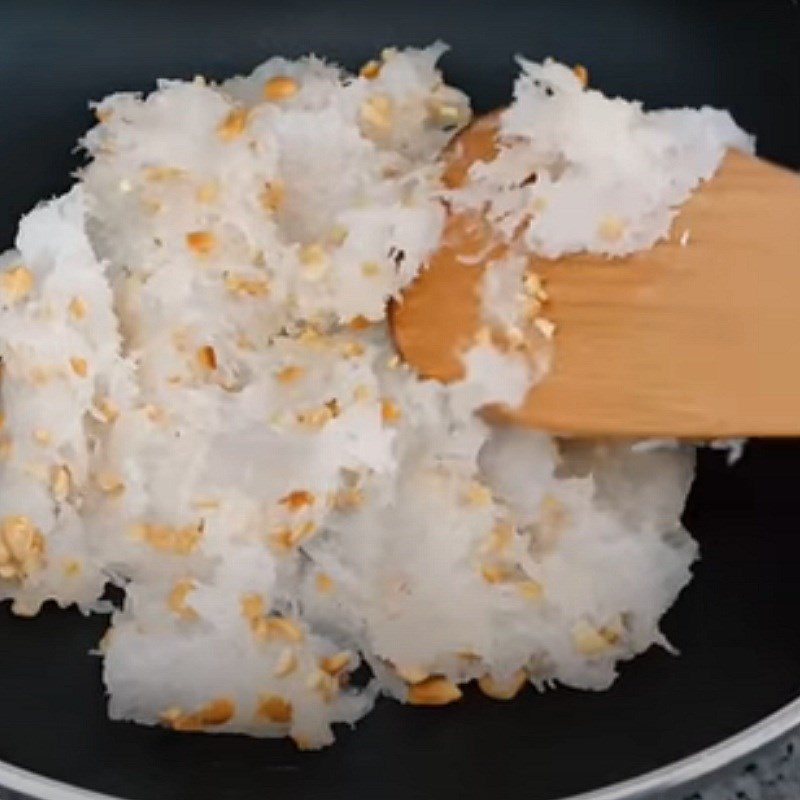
[{"xmin": 0, "ymin": 47, "xmax": 747, "ymax": 748}]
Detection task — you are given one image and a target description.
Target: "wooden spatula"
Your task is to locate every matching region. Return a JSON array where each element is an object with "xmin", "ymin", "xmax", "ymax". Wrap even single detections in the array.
[{"xmin": 390, "ymin": 115, "xmax": 800, "ymax": 438}]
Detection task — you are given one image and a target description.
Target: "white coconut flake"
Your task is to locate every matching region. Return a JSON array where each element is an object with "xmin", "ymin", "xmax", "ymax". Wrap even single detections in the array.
[{"xmin": 449, "ymin": 57, "xmax": 753, "ymax": 258}]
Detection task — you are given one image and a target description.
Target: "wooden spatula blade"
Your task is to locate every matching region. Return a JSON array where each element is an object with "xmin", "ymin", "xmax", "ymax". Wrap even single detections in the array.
[{"xmin": 392, "ymin": 121, "xmax": 800, "ymax": 438}]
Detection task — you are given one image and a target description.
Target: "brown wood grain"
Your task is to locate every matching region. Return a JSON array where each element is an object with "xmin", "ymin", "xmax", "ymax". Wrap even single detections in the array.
[{"xmin": 392, "ymin": 119, "xmax": 800, "ymax": 437}]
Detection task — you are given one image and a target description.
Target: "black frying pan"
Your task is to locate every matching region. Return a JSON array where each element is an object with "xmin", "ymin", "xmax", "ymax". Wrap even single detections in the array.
[{"xmin": 1, "ymin": 2, "xmax": 799, "ymax": 799}]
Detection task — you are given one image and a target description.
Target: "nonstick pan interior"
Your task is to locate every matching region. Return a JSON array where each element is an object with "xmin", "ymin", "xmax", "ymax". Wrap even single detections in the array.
[{"xmin": 1, "ymin": 3, "xmax": 799, "ymax": 799}]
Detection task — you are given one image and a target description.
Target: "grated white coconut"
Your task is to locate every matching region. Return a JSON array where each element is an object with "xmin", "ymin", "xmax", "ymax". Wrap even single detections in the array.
[
  {"xmin": 449, "ymin": 58, "xmax": 754, "ymax": 257},
  {"xmin": 0, "ymin": 48, "xmax": 744, "ymax": 748}
]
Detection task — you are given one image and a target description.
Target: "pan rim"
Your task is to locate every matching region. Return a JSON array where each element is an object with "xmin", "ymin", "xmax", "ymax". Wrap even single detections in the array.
[{"xmin": 0, "ymin": 694, "xmax": 798, "ymax": 800}]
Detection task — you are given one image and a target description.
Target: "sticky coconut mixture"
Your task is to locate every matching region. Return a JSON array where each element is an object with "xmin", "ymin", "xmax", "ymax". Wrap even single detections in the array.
[{"xmin": 0, "ymin": 45, "xmax": 748, "ymax": 748}]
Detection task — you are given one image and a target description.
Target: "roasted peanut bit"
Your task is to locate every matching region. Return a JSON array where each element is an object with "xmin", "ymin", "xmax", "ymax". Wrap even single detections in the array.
[
  {"xmin": 186, "ymin": 230, "xmax": 216, "ymax": 255},
  {"xmin": 256, "ymin": 694, "xmax": 293, "ymax": 723},
  {"xmin": 217, "ymin": 108, "xmax": 248, "ymax": 141},
  {"xmin": 359, "ymin": 59, "xmax": 382, "ymax": 79},
  {"xmin": 360, "ymin": 95, "xmax": 393, "ymax": 132},
  {"xmin": 251, "ymin": 615, "xmax": 304, "ymax": 643},
  {"xmin": 196, "ymin": 345, "xmax": 217, "ymax": 371},
  {"xmin": 407, "ymin": 676, "xmax": 463, "ymax": 706},
  {"xmin": 273, "ymin": 647, "xmax": 298, "ymax": 678},
  {"xmin": 69, "ymin": 356, "xmax": 88, "ymax": 377},
  {"xmin": 259, "ymin": 180, "xmax": 285, "ymax": 211},
  {"xmin": 224, "ymin": 274, "xmax": 270, "ymax": 297},
  {"xmin": 320, "ymin": 651, "xmax": 350, "ymax": 676},
  {"xmin": 68, "ymin": 296, "xmax": 88, "ymax": 320},
  {"xmin": 275, "ymin": 364, "xmax": 304, "ymax": 384},
  {"xmin": 314, "ymin": 572, "xmax": 334, "ymax": 594},
  {"xmin": 0, "ymin": 516, "xmax": 46, "ymax": 580},
  {"xmin": 162, "ymin": 698, "xmax": 235, "ymax": 731},
  {"xmin": 279, "ymin": 490, "xmax": 315, "ymax": 511},
  {"xmin": 477, "ymin": 669, "xmax": 528, "ymax": 701},
  {"xmin": 167, "ymin": 578, "xmax": 198, "ymax": 620},
  {"xmin": 263, "ymin": 76, "xmax": 298, "ymax": 101},
  {"xmin": 131, "ymin": 523, "xmax": 203, "ymax": 555},
  {"xmin": 0, "ymin": 265, "xmax": 33, "ymax": 303}
]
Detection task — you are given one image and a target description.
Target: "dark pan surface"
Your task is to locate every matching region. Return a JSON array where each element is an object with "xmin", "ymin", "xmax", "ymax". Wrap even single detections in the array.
[{"xmin": 1, "ymin": 3, "xmax": 799, "ymax": 799}]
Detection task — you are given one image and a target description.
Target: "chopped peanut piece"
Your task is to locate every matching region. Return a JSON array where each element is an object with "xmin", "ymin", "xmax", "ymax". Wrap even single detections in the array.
[
  {"xmin": 196, "ymin": 181, "xmax": 219, "ymax": 203},
  {"xmin": 478, "ymin": 669, "xmax": 528, "ymax": 701},
  {"xmin": 224, "ymin": 274, "xmax": 270, "ymax": 297},
  {"xmin": 307, "ymin": 669, "xmax": 337, "ymax": 701},
  {"xmin": 347, "ymin": 315, "xmax": 372, "ymax": 331},
  {"xmin": 0, "ymin": 516, "xmax": 46, "ymax": 580},
  {"xmin": 381, "ymin": 398, "xmax": 402, "ymax": 424},
  {"xmin": 240, "ymin": 592, "xmax": 266, "ymax": 624},
  {"xmin": 62, "ymin": 557, "xmax": 81, "ymax": 577},
  {"xmin": 486, "ymin": 522, "xmax": 514, "ymax": 553},
  {"xmin": 275, "ymin": 364, "xmax": 304, "ymax": 384},
  {"xmin": 320, "ymin": 651, "xmax": 350, "ymax": 676},
  {"xmin": 131, "ymin": 523, "xmax": 203, "ymax": 555},
  {"xmin": 186, "ymin": 230, "xmax": 216, "ymax": 255},
  {"xmin": 50, "ymin": 465, "xmax": 72, "ymax": 501},
  {"xmin": 95, "ymin": 471, "xmax": 125, "ymax": 496},
  {"xmin": 407, "ymin": 676, "xmax": 462, "ymax": 706},
  {"xmin": 256, "ymin": 694, "xmax": 293, "ymax": 723},
  {"xmin": 597, "ymin": 215, "xmax": 626, "ymax": 242},
  {"xmin": 32, "ymin": 428, "xmax": 51, "ymax": 446},
  {"xmin": 534, "ymin": 318, "xmax": 556, "ymax": 340},
  {"xmin": 339, "ymin": 340, "xmax": 365, "ymax": 358},
  {"xmin": 0, "ymin": 266, "xmax": 34, "ymax": 303},
  {"xmin": 572, "ymin": 619, "xmax": 614, "ymax": 656},
  {"xmin": 197, "ymin": 345, "xmax": 217, "ymax": 371},
  {"xmin": 94, "ymin": 396, "xmax": 119, "ymax": 424},
  {"xmin": 480, "ymin": 563, "xmax": 509, "ymax": 584},
  {"xmin": 270, "ymin": 520, "xmax": 316, "ymax": 551},
  {"xmin": 280, "ymin": 490, "xmax": 315, "ymax": 511},
  {"xmin": 167, "ymin": 578, "xmax": 198, "ymax": 621},
  {"xmin": 274, "ymin": 647, "xmax": 298, "ymax": 678},
  {"xmin": 296, "ymin": 404, "xmax": 336, "ymax": 428},
  {"xmin": 291, "ymin": 734, "xmax": 314, "ymax": 751},
  {"xmin": 163, "ymin": 698, "xmax": 235, "ymax": 731},
  {"xmin": 361, "ymin": 261, "xmax": 380, "ymax": 277},
  {"xmin": 315, "ymin": 572, "xmax": 334, "ymax": 594},
  {"xmin": 327, "ymin": 224, "xmax": 348, "ymax": 246},
  {"xmin": 360, "ymin": 95, "xmax": 393, "ymax": 132},
  {"xmin": 573, "ymin": 63, "xmax": 589, "ymax": 87},
  {"xmin": 198, "ymin": 698, "xmax": 235, "ymax": 726},
  {"xmin": 298, "ymin": 243, "xmax": 328, "ymax": 280},
  {"xmin": 463, "ymin": 481, "xmax": 492, "ymax": 507},
  {"xmin": 69, "ymin": 356, "xmax": 88, "ymax": 377},
  {"xmin": 328, "ymin": 487, "xmax": 363, "ymax": 511},
  {"xmin": 516, "ymin": 579, "xmax": 544, "ymax": 601},
  {"xmin": 359, "ymin": 60, "xmax": 382, "ymax": 79},
  {"xmin": 263, "ymin": 76, "xmax": 299, "ymax": 101},
  {"xmin": 427, "ymin": 100, "xmax": 468, "ymax": 128},
  {"xmin": 216, "ymin": 107, "xmax": 248, "ymax": 141},
  {"xmin": 143, "ymin": 166, "xmax": 185, "ymax": 182},
  {"xmin": 259, "ymin": 181, "xmax": 285, "ymax": 211},
  {"xmin": 68, "ymin": 296, "xmax": 88, "ymax": 320},
  {"xmin": 252, "ymin": 615, "xmax": 304, "ymax": 643}
]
